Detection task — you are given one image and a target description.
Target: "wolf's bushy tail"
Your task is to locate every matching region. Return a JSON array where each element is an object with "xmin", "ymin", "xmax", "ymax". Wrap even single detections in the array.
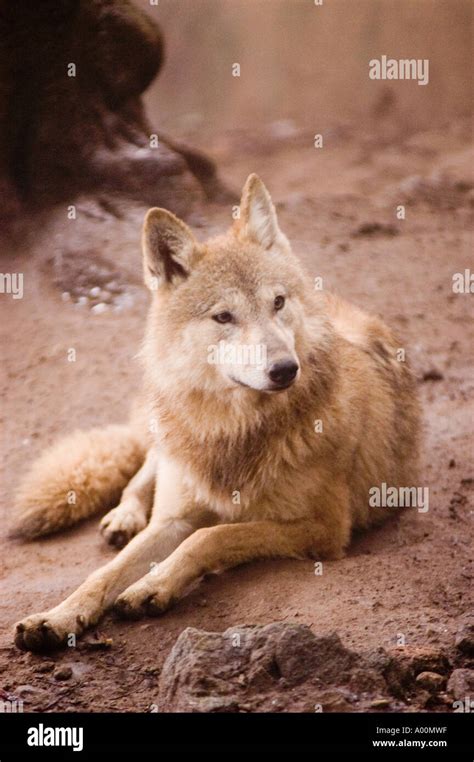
[{"xmin": 10, "ymin": 425, "xmax": 146, "ymax": 539}]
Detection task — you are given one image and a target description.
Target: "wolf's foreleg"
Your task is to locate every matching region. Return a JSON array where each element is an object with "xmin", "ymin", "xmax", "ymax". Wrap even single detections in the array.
[
  {"xmin": 14, "ymin": 457, "xmax": 216, "ymax": 651},
  {"xmin": 14, "ymin": 516, "xmax": 193, "ymax": 652},
  {"xmin": 100, "ymin": 447, "xmax": 158, "ymax": 547},
  {"xmin": 115, "ymin": 517, "xmax": 345, "ymax": 618}
]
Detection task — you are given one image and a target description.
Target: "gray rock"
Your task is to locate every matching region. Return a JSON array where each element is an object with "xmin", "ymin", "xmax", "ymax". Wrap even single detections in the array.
[
  {"xmin": 447, "ymin": 669, "xmax": 474, "ymax": 700},
  {"xmin": 455, "ymin": 616, "xmax": 474, "ymax": 655},
  {"xmin": 157, "ymin": 623, "xmax": 364, "ymax": 713}
]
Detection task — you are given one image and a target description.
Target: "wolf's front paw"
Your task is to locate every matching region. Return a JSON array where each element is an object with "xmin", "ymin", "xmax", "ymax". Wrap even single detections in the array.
[
  {"xmin": 100, "ymin": 500, "xmax": 147, "ymax": 548},
  {"xmin": 14, "ymin": 611, "xmax": 86, "ymax": 652},
  {"xmin": 114, "ymin": 577, "xmax": 173, "ymax": 620}
]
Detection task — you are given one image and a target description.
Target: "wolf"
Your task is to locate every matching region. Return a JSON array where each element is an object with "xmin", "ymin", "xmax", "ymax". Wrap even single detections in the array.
[{"xmin": 12, "ymin": 174, "xmax": 420, "ymax": 652}]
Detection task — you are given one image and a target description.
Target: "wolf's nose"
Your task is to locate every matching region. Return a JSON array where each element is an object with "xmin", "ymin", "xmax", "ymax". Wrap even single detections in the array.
[{"xmin": 268, "ymin": 360, "xmax": 299, "ymax": 387}]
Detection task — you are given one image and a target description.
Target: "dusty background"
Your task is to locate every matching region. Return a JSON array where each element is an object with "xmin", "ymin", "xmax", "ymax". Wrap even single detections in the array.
[{"xmin": 0, "ymin": 0, "xmax": 472, "ymax": 712}]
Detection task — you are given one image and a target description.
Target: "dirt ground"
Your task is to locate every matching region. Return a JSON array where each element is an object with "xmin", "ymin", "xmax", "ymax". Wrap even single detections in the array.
[{"xmin": 0, "ymin": 118, "xmax": 472, "ymax": 712}]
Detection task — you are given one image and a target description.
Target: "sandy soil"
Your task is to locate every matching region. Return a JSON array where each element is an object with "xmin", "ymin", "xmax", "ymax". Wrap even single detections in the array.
[{"xmin": 1, "ymin": 120, "xmax": 472, "ymax": 712}]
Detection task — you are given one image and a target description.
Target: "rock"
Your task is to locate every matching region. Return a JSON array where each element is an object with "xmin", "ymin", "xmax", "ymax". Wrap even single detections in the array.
[
  {"xmin": 313, "ymin": 688, "xmax": 354, "ymax": 712},
  {"xmin": 369, "ymin": 698, "xmax": 392, "ymax": 708},
  {"xmin": 383, "ymin": 646, "xmax": 450, "ymax": 698},
  {"xmin": 348, "ymin": 666, "xmax": 387, "ymax": 694},
  {"xmin": 447, "ymin": 669, "xmax": 474, "ymax": 701},
  {"xmin": 395, "ymin": 645, "xmax": 449, "ymax": 675},
  {"xmin": 415, "ymin": 671, "xmax": 446, "ymax": 692},
  {"xmin": 91, "ymin": 302, "xmax": 108, "ymax": 315},
  {"xmin": 54, "ymin": 666, "xmax": 73, "ymax": 681},
  {"xmin": 158, "ymin": 623, "xmax": 368, "ymax": 713},
  {"xmin": 454, "ymin": 617, "xmax": 474, "ymax": 655},
  {"xmin": 157, "ymin": 623, "xmax": 463, "ymax": 712},
  {"xmin": 34, "ymin": 662, "xmax": 54, "ymax": 674}
]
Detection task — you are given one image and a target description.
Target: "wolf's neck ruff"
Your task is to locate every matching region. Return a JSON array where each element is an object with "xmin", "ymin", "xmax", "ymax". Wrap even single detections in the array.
[{"xmin": 146, "ymin": 337, "xmax": 338, "ymax": 501}]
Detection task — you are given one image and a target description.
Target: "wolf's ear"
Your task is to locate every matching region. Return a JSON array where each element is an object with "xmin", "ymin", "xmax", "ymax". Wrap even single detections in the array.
[
  {"xmin": 142, "ymin": 208, "xmax": 197, "ymax": 289},
  {"xmin": 238, "ymin": 174, "xmax": 289, "ymax": 251}
]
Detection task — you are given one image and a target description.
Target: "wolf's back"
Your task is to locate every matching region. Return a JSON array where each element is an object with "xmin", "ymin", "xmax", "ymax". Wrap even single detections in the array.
[{"xmin": 10, "ymin": 425, "xmax": 146, "ymax": 539}]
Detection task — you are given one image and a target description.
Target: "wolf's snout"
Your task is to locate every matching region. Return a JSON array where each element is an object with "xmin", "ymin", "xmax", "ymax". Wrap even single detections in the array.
[{"xmin": 268, "ymin": 360, "xmax": 299, "ymax": 388}]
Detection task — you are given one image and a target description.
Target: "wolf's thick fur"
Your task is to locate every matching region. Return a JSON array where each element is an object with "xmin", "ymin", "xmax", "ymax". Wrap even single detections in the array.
[
  {"xmin": 13, "ymin": 175, "xmax": 420, "ymax": 651},
  {"xmin": 11, "ymin": 426, "xmax": 146, "ymax": 539}
]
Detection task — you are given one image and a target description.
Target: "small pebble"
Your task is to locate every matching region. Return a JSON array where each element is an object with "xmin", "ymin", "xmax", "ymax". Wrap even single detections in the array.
[
  {"xmin": 35, "ymin": 662, "xmax": 54, "ymax": 674},
  {"xmin": 370, "ymin": 698, "xmax": 391, "ymax": 708},
  {"xmin": 415, "ymin": 671, "xmax": 446, "ymax": 692},
  {"xmin": 54, "ymin": 666, "xmax": 73, "ymax": 681},
  {"xmin": 91, "ymin": 302, "xmax": 108, "ymax": 315}
]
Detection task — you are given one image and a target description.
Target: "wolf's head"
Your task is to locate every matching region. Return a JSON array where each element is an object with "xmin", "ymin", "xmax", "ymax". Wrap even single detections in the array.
[{"xmin": 142, "ymin": 174, "xmax": 321, "ymax": 397}]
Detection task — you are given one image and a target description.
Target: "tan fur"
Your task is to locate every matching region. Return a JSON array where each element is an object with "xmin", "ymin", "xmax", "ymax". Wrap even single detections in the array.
[{"xmin": 13, "ymin": 174, "xmax": 420, "ymax": 651}]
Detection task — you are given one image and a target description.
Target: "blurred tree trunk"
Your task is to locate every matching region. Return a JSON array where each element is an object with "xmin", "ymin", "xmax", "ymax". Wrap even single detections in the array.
[{"xmin": 0, "ymin": 0, "xmax": 229, "ymax": 222}]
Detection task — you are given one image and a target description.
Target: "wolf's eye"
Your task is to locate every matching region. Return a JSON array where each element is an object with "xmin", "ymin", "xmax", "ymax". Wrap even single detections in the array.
[
  {"xmin": 213, "ymin": 311, "xmax": 233, "ymax": 324},
  {"xmin": 274, "ymin": 295, "xmax": 285, "ymax": 311}
]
